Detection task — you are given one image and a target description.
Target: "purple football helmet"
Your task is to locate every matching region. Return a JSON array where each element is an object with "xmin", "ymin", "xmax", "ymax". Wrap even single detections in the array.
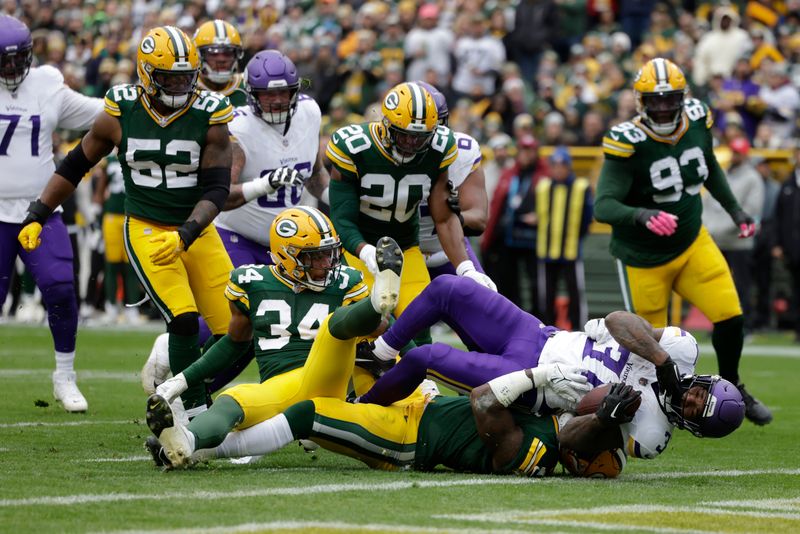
[
  {"xmin": 244, "ymin": 50, "xmax": 300, "ymax": 125},
  {"xmin": 661, "ymin": 374, "xmax": 745, "ymax": 438},
  {"xmin": 416, "ymin": 81, "xmax": 448, "ymax": 126},
  {"xmin": 0, "ymin": 15, "xmax": 33, "ymax": 92}
]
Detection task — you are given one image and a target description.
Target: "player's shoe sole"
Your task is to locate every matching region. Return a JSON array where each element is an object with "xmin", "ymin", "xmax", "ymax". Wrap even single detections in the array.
[
  {"xmin": 371, "ymin": 236, "xmax": 403, "ymax": 315},
  {"xmin": 145, "ymin": 394, "xmax": 193, "ymax": 468},
  {"xmin": 144, "ymin": 435, "xmax": 173, "ymax": 470}
]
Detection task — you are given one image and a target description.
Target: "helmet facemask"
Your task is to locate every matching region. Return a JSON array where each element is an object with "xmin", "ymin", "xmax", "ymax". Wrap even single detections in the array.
[
  {"xmin": 383, "ymin": 119, "xmax": 435, "ymax": 164},
  {"xmin": 199, "ymin": 45, "xmax": 241, "ymax": 84},
  {"xmin": 659, "ymin": 374, "xmax": 744, "ymax": 438},
  {"xmin": 637, "ymin": 89, "xmax": 685, "ymax": 135},
  {"xmin": 275, "ymin": 239, "xmax": 342, "ymax": 292},
  {"xmin": 151, "ymin": 68, "xmax": 198, "ymax": 109},
  {"xmin": 0, "ymin": 45, "xmax": 32, "ymax": 91},
  {"xmin": 249, "ymin": 84, "xmax": 299, "ymax": 125}
]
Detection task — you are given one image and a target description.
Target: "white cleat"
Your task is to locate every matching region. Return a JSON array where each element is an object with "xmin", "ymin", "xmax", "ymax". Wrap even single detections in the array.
[
  {"xmin": 52, "ymin": 371, "xmax": 88, "ymax": 413},
  {"xmin": 141, "ymin": 333, "xmax": 171, "ymax": 395},
  {"xmin": 370, "ymin": 236, "xmax": 403, "ymax": 316},
  {"xmin": 146, "ymin": 394, "xmax": 195, "ymax": 468}
]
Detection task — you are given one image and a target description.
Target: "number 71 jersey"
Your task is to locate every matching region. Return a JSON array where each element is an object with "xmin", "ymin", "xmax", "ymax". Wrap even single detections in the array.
[
  {"xmin": 103, "ymin": 84, "xmax": 233, "ymax": 225},
  {"xmin": 601, "ymin": 99, "xmax": 716, "ymax": 266}
]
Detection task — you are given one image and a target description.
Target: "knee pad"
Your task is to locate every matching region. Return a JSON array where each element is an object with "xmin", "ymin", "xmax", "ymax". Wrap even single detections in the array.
[
  {"xmin": 168, "ymin": 312, "xmax": 200, "ymax": 336},
  {"xmin": 40, "ymin": 281, "xmax": 77, "ymax": 309}
]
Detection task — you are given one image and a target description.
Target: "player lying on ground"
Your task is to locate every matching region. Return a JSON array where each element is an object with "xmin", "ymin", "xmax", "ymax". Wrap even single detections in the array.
[
  {"xmin": 145, "ymin": 211, "xmax": 407, "ymax": 468},
  {"xmin": 354, "ymin": 275, "xmax": 745, "ymax": 459}
]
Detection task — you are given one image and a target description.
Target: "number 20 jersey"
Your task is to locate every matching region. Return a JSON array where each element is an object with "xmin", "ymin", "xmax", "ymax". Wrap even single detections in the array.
[
  {"xmin": 215, "ymin": 95, "xmax": 322, "ymax": 247},
  {"xmin": 600, "ymin": 99, "xmax": 716, "ymax": 266},
  {"xmin": 103, "ymin": 84, "xmax": 233, "ymax": 225},
  {"xmin": 0, "ymin": 65, "xmax": 102, "ymax": 223}
]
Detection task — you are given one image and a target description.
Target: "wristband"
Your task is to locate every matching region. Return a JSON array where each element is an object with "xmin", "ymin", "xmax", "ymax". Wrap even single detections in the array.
[{"xmin": 456, "ymin": 260, "xmax": 475, "ymax": 276}]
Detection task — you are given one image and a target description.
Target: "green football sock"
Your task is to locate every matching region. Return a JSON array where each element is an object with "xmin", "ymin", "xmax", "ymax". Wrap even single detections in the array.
[
  {"xmin": 188, "ymin": 395, "xmax": 245, "ymax": 450},
  {"xmin": 328, "ymin": 298, "xmax": 382, "ymax": 340},
  {"xmin": 104, "ymin": 262, "xmax": 121, "ymax": 306},
  {"xmin": 283, "ymin": 400, "xmax": 316, "ymax": 439},
  {"xmin": 169, "ymin": 333, "xmax": 205, "ymax": 409},
  {"xmin": 122, "ymin": 263, "xmax": 142, "ymax": 305}
]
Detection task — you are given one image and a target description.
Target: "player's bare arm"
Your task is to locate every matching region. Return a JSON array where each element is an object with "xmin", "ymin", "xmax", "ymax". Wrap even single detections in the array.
[
  {"xmin": 558, "ymin": 412, "xmax": 625, "ymax": 454},
  {"xmin": 604, "ymin": 311, "xmax": 669, "ymax": 366},
  {"xmin": 430, "ymin": 170, "xmax": 468, "ymax": 266},
  {"xmin": 222, "ymin": 141, "xmax": 248, "ymax": 210},
  {"xmin": 470, "ymin": 381, "xmax": 525, "ymax": 471},
  {"xmin": 185, "ymin": 123, "xmax": 232, "ymax": 228},
  {"xmin": 455, "ymin": 167, "xmax": 488, "ymax": 234},
  {"xmin": 305, "ymin": 150, "xmax": 331, "ymax": 200}
]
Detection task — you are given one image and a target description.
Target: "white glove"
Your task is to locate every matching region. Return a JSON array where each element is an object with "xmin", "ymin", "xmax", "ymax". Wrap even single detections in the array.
[
  {"xmin": 241, "ymin": 167, "xmax": 304, "ymax": 201},
  {"xmin": 584, "ymin": 318, "xmax": 613, "ymax": 344},
  {"xmin": 359, "ymin": 244, "xmax": 379, "ymax": 275},
  {"xmin": 155, "ymin": 372, "xmax": 188, "ymax": 403},
  {"xmin": 456, "ymin": 260, "xmax": 497, "ymax": 291},
  {"xmin": 531, "ymin": 364, "xmax": 591, "ymax": 405}
]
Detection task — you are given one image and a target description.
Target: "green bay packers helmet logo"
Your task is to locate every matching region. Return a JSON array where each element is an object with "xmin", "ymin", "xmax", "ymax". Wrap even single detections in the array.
[
  {"xmin": 384, "ymin": 91, "xmax": 399, "ymax": 110},
  {"xmin": 140, "ymin": 36, "xmax": 156, "ymax": 54},
  {"xmin": 275, "ymin": 219, "xmax": 298, "ymax": 238}
]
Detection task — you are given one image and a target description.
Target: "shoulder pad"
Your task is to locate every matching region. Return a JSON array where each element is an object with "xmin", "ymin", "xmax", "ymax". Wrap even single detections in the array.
[
  {"xmin": 602, "ymin": 122, "xmax": 647, "ymax": 158},
  {"xmin": 338, "ymin": 265, "xmax": 364, "ymax": 286},
  {"xmin": 229, "ymin": 264, "xmax": 270, "ymax": 288},
  {"xmin": 338, "ymin": 266, "xmax": 369, "ymax": 302},
  {"xmin": 326, "ymin": 123, "xmax": 372, "ymax": 176},
  {"xmin": 683, "ymin": 98, "xmax": 712, "ymax": 128},
  {"xmin": 194, "ymin": 91, "xmax": 233, "ymax": 125},
  {"xmin": 104, "ymin": 84, "xmax": 140, "ymax": 117}
]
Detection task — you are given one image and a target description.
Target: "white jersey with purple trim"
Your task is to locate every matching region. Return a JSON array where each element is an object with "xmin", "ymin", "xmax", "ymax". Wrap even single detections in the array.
[
  {"xmin": 0, "ymin": 65, "xmax": 103, "ymax": 223},
  {"xmin": 418, "ymin": 131, "xmax": 482, "ymax": 263},
  {"xmin": 215, "ymin": 94, "xmax": 321, "ymax": 247},
  {"xmin": 538, "ymin": 326, "xmax": 698, "ymax": 459}
]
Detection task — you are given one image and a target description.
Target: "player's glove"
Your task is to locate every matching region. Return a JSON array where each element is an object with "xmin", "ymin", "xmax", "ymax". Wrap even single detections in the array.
[
  {"xmin": 531, "ymin": 363, "xmax": 591, "ymax": 406},
  {"xmin": 655, "ymin": 356, "xmax": 683, "ymax": 406},
  {"xmin": 149, "ymin": 231, "xmax": 185, "ymax": 266},
  {"xmin": 358, "ymin": 244, "xmax": 379, "ymax": 275},
  {"xmin": 583, "ymin": 318, "xmax": 613, "ymax": 344},
  {"xmin": 635, "ymin": 209, "xmax": 678, "ymax": 236},
  {"xmin": 596, "ymin": 383, "xmax": 641, "ymax": 425},
  {"xmin": 18, "ymin": 199, "xmax": 54, "ymax": 252},
  {"xmin": 353, "ymin": 340, "xmax": 396, "ymax": 379},
  {"xmin": 732, "ymin": 209, "xmax": 756, "ymax": 238},
  {"xmin": 155, "ymin": 372, "xmax": 188, "ymax": 404},
  {"xmin": 242, "ymin": 167, "xmax": 304, "ymax": 202},
  {"xmin": 456, "ymin": 260, "xmax": 497, "ymax": 291}
]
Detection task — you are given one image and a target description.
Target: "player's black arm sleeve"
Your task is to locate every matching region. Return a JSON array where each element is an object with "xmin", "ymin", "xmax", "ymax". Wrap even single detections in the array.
[
  {"xmin": 329, "ymin": 171, "xmax": 367, "ymax": 255},
  {"xmin": 559, "ymin": 414, "xmax": 624, "ymax": 455},
  {"xmin": 703, "ymin": 155, "xmax": 742, "ymax": 214},
  {"xmin": 594, "ymin": 158, "xmax": 641, "ymax": 226}
]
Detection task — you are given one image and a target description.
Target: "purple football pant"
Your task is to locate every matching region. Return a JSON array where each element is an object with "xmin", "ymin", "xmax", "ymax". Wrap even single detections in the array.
[
  {"xmin": 360, "ymin": 275, "xmax": 558, "ymax": 406},
  {"xmin": 426, "ymin": 238, "xmax": 485, "ymax": 279},
  {"xmin": 199, "ymin": 228, "xmax": 271, "ymax": 391},
  {"xmin": 0, "ymin": 214, "xmax": 77, "ymax": 353}
]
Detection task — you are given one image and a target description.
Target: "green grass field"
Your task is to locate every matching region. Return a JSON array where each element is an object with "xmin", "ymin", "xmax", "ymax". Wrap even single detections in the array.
[{"xmin": 1, "ymin": 324, "xmax": 798, "ymax": 533}]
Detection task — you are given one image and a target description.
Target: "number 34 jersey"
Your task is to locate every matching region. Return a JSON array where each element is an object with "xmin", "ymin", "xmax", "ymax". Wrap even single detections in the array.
[
  {"xmin": 600, "ymin": 99, "xmax": 717, "ymax": 266},
  {"xmin": 215, "ymin": 95, "xmax": 322, "ymax": 247},
  {"xmin": 0, "ymin": 65, "xmax": 103, "ymax": 223},
  {"xmin": 538, "ymin": 326, "xmax": 698, "ymax": 459},
  {"xmin": 224, "ymin": 263, "xmax": 368, "ymax": 381},
  {"xmin": 103, "ymin": 84, "xmax": 233, "ymax": 226}
]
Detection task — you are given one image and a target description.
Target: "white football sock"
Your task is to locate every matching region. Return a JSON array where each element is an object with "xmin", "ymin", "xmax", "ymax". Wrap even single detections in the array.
[
  {"xmin": 373, "ymin": 336, "xmax": 398, "ymax": 362},
  {"xmin": 212, "ymin": 414, "xmax": 294, "ymax": 459},
  {"xmin": 54, "ymin": 351, "xmax": 75, "ymax": 373}
]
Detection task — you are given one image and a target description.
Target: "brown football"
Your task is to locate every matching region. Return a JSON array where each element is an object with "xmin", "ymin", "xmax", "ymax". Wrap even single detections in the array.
[{"xmin": 576, "ymin": 383, "xmax": 642, "ymax": 416}]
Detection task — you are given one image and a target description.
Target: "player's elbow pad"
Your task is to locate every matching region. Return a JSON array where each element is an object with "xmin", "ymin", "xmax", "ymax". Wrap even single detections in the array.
[
  {"xmin": 55, "ymin": 140, "xmax": 95, "ymax": 186},
  {"xmin": 200, "ymin": 167, "xmax": 231, "ymax": 212}
]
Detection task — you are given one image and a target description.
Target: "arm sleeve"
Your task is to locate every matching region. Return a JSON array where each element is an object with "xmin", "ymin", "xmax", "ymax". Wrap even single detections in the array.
[
  {"xmin": 182, "ymin": 335, "xmax": 250, "ymax": 386},
  {"xmin": 329, "ymin": 178, "xmax": 366, "ymax": 254},
  {"xmin": 594, "ymin": 158, "xmax": 640, "ymax": 226},
  {"xmin": 704, "ymin": 155, "xmax": 742, "ymax": 215}
]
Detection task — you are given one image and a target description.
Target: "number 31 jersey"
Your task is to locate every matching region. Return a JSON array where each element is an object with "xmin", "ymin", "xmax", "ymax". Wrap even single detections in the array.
[
  {"xmin": 103, "ymin": 84, "xmax": 233, "ymax": 225},
  {"xmin": 215, "ymin": 96, "xmax": 322, "ymax": 247},
  {"xmin": 600, "ymin": 99, "xmax": 716, "ymax": 266},
  {"xmin": 0, "ymin": 66, "xmax": 102, "ymax": 223}
]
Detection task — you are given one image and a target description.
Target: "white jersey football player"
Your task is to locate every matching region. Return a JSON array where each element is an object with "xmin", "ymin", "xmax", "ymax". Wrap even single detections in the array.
[
  {"xmin": 1, "ymin": 15, "xmax": 102, "ymax": 412},
  {"xmin": 216, "ymin": 49, "xmax": 329, "ymax": 266},
  {"xmin": 415, "ymin": 82, "xmax": 487, "ymax": 278}
]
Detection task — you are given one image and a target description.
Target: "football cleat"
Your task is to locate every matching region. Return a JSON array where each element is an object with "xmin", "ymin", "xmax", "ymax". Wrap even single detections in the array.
[
  {"xmin": 737, "ymin": 383, "xmax": 773, "ymax": 426},
  {"xmin": 354, "ymin": 340, "xmax": 395, "ymax": 379},
  {"xmin": 141, "ymin": 333, "xmax": 171, "ymax": 395},
  {"xmin": 370, "ymin": 236, "xmax": 403, "ymax": 316},
  {"xmin": 144, "ymin": 436, "xmax": 173, "ymax": 470},
  {"xmin": 52, "ymin": 371, "xmax": 88, "ymax": 413},
  {"xmin": 145, "ymin": 394, "xmax": 195, "ymax": 468}
]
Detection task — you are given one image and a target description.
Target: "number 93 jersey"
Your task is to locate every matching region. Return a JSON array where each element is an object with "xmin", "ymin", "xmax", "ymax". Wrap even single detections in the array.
[
  {"xmin": 539, "ymin": 326, "xmax": 698, "ymax": 459},
  {"xmin": 600, "ymin": 99, "xmax": 717, "ymax": 266},
  {"xmin": 215, "ymin": 95, "xmax": 322, "ymax": 247},
  {"xmin": 0, "ymin": 66, "xmax": 103, "ymax": 223},
  {"xmin": 103, "ymin": 84, "xmax": 233, "ymax": 226},
  {"xmin": 326, "ymin": 122, "xmax": 457, "ymax": 250}
]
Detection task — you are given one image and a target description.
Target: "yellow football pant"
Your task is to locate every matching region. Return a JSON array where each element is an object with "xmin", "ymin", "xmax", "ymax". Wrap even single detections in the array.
[
  {"xmin": 617, "ymin": 227, "xmax": 742, "ymax": 326},
  {"xmin": 102, "ymin": 213, "xmax": 128, "ymax": 263},
  {"xmin": 123, "ymin": 216, "xmax": 232, "ymax": 334}
]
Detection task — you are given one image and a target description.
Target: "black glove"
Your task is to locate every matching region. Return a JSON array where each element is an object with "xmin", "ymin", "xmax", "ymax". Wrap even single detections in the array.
[
  {"xmin": 353, "ymin": 340, "xmax": 395, "ymax": 379},
  {"xmin": 732, "ymin": 209, "xmax": 756, "ymax": 238},
  {"xmin": 655, "ymin": 356, "xmax": 682, "ymax": 404},
  {"xmin": 596, "ymin": 383, "xmax": 641, "ymax": 426},
  {"xmin": 267, "ymin": 167, "xmax": 304, "ymax": 190}
]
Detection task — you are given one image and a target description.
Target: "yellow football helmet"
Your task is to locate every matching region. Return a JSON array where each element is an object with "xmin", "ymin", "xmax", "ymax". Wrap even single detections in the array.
[
  {"xmin": 633, "ymin": 58, "xmax": 688, "ymax": 135},
  {"xmin": 270, "ymin": 207, "xmax": 342, "ymax": 292},
  {"xmin": 380, "ymin": 82, "xmax": 439, "ymax": 164},
  {"xmin": 193, "ymin": 19, "xmax": 243, "ymax": 85},
  {"xmin": 137, "ymin": 26, "xmax": 199, "ymax": 109}
]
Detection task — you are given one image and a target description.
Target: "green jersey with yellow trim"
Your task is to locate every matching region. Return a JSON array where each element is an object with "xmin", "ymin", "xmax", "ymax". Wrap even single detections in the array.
[
  {"xmin": 198, "ymin": 73, "xmax": 248, "ymax": 107},
  {"xmin": 103, "ymin": 154, "xmax": 126, "ymax": 215},
  {"xmin": 596, "ymin": 99, "xmax": 739, "ymax": 267},
  {"xmin": 224, "ymin": 263, "xmax": 368, "ymax": 381},
  {"xmin": 326, "ymin": 122, "xmax": 458, "ymax": 252},
  {"xmin": 415, "ymin": 396, "xmax": 559, "ymax": 476},
  {"xmin": 103, "ymin": 84, "xmax": 233, "ymax": 225}
]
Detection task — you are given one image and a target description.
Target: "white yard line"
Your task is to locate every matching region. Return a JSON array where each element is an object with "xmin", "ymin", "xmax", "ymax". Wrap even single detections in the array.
[
  {"xmin": 0, "ymin": 369, "xmax": 139, "ymax": 380},
  {"xmin": 0, "ymin": 420, "xmax": 133, "ymax": 428},
  {"xmin": 99, "ymin": 521, "xmax": 524, "ymax": 534}
]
